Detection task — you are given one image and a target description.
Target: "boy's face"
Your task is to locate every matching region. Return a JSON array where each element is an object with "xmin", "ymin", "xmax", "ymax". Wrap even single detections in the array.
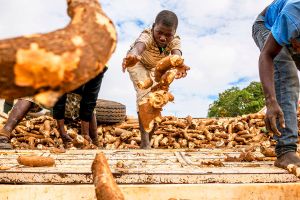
[{"xmin": 152, "ymin": 23, "xmax": 176, "ymax": 48}]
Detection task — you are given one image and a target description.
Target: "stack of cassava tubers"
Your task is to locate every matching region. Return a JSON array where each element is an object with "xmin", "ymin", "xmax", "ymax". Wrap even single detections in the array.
[
  {"xmin": 0, "ymin": 115, "xmax": 96, "ymax": 150},
  {"xmin": 98, "ymin": 113, "xmax": 277, "ymax": 153},
  {"xmin": 1, "ymin": 111, "xmax": 299, "ymax": 157}
]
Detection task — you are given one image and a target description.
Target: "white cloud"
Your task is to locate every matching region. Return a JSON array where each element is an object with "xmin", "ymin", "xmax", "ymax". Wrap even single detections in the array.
[{"xmin": 0, "ymin": 0, "xmax": 273, "ymax": 117}]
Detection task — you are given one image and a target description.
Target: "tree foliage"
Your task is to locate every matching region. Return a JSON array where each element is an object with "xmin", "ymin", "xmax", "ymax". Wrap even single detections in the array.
[{"xmin": 207, "ymin": 82, "xmax": 265, "ymax": 117}]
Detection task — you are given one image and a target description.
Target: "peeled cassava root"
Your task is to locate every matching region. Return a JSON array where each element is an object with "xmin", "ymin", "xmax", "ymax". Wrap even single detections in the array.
[
  {"xmin": 138, "ymin": 55, "xmax": 186, "ymax": 132},
  {"xmin": 287, "ymin": 164, "xmax": 300, "ymax": 178},
  {"xmin": 92, "ymin": 153, "xmax": 125, "ymax": 200},
  {"xmin": 0, "ymin": 0, "xmax": 116, "ymax": 107},
  {"xmin": 8, "ymin": 115, "xmax": 95, "ymax": 150},
  {"xmin": 137, "ymin": 79, "xmax": 153, "ymax": 90},
  {"xmin": 154, "ymin": 55, "xmax": 184, "ymax": 82},
  {"xmin": 17, "ymin": 155, "xmax": 55, "ymax": 167}
]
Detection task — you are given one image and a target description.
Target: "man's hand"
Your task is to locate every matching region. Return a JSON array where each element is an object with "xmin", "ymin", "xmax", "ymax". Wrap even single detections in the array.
[
  {"xmin": 122, "ymin": 54, "xmax": 140, "ymax": 72},
  {"xmin": 175, "ymin": 64, "xmax": 190, "ymax": 79},
  {"xmin": 265, "ymin": 100, "xmax": 285, "ymax": 136}
]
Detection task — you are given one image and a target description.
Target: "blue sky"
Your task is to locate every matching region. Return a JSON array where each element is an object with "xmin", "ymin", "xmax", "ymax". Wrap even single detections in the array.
[{"xmin": 0, "ymin": 0, "xmax": 273, "ymax": 117}]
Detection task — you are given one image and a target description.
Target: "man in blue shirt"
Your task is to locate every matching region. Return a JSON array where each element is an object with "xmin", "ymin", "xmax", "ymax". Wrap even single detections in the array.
[{"xmin": 253, "ymin": 0, "xmax": 300, "ymax": 169}]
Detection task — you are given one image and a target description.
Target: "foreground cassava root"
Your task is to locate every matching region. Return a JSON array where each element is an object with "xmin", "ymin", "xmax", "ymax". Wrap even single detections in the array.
[
  {"xmin": 0, "ymin": 0, "xmax": 116, "ymax": 107},
  {"xmin": 17, "ymin": 155, "xmax": 55, "ymax": 167},
  {"xmin": 92, "ymin": 153, "xmax": 125, "ymax": 200}
]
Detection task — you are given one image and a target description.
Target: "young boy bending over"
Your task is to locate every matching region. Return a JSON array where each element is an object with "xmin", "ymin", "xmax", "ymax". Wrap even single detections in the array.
[{"xmin": 122, "ymin": 10, "xmax": 188, "ymax": 149}]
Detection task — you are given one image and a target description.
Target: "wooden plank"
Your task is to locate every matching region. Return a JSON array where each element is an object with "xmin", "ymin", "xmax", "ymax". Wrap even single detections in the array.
[
  {"xmin": 0, "ymin": 149, "xmax": 298, "ymax": 184},
  {"xmin": 0, "ymin": 160, "xmax": 289, "ymax": 174},
  {"xmin": 1, "ymin": 183, "xmax": 300, "ymax": 200},
  {"xmin": 0, "ymin": 170, "xmax": 298, "ymax": 184},
  {"xmin": 0, "ymin": 158, "xmax": 179, "ymax": 165}
]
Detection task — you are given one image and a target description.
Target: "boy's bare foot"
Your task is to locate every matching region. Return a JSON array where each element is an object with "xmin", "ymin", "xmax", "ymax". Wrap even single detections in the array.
[
  {"xmin": 140, "ymin": 142, "xmax": 151, "ymax": 149},
  {"xmin": 274, "ymin": 152, "xmax": 300, "ymax": 169}
]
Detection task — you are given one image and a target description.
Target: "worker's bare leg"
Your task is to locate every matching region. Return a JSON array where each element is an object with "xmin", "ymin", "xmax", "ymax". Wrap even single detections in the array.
[
  {"xmin": 89, "ymin": 113, "xmax": 99, "ymax": 146},
  {"xmin": 56, "ymin": 119, "xmax": 72, "ymax": 144},
  {"xmin": 0, "ymin": 100, "xmax": 32, "ymax": 149},
  {"xmin": 138, "ymin": 112, "xmax": 151, "ymax": 149},
  {"xmin": 81, "ymin": 120, "xmax": 92, "ymax": 142}
]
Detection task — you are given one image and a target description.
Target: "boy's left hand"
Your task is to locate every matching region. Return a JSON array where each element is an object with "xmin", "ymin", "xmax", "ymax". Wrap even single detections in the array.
[
  {"xmin": 175, "ymin": 64, "xmax": 190, "ymax": 79},
  {"xmin": 122, "ymin": 54, "xmax": 141, "ymax": 72}
]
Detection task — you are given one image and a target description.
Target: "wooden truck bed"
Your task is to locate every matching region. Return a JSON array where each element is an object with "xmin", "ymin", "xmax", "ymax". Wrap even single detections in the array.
[{"xmin": 0, "ymin": 149, "xmax": 299, "ymax": 199}]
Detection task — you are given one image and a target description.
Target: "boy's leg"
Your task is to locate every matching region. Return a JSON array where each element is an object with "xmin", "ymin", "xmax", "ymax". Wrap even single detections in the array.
[
  {"xmin": 137, "ymin": 112, "xmax": 157, "ymax": 149},
  {"xmin": 89, "ymin": 112, "xmax": 99, "ymax": 146},
  {"xmin": 3, "ymin": 99, "xmax": 14, "ymax": 114},
  {"xmin": 137, "ymin": 112, "xmax": 150, "ymax": 149},
  {"xmin": 0, "ymin": 99, "xmax": 33, "ymax": 149},
  {"xmin": 53, "ymin": 94, "xmax": 73, "ymax": 143},
  {"xmin": 81, "ymin": 120, "xmax": 92, "ymax": 142},
  {"xmin": 56, "ymin": 119, "xmax": 73, "ymax": 143},
  {"xmin": 79, "ymin": 67, "xmax": 106, "ymax": 145},
  {"xmin": 128, "ymin": 63, "xmax": 154, "ymax": 149}
]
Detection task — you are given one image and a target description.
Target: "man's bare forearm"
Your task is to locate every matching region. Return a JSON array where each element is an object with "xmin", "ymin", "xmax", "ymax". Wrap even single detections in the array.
[
  {"xmin": 259, "ymin": 52, "xmax": 277, "ymax": 105},
  {"xmin": 259, "ymin": 34, "xmax": 282, "ymax": 105}
]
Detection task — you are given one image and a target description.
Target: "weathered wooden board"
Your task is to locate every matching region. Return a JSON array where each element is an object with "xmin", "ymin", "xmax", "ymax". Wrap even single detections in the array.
[
  {"xmin": 0, "ymin": 149, "xmax": 298, "ymax": 184},
  {"xmin": 1, "ymin": 183, "xmax": 300, "ymax": 200}
]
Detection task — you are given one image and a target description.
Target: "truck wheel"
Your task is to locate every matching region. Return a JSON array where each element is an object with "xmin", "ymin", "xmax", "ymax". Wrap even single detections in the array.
[{"xmin": 95, "ymin": 99, "xmax": 126, "ymax": 123}]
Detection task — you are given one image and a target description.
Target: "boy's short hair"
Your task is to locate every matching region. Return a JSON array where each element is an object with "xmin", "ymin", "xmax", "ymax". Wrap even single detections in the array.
[{"xmin": 155, "ymin": 10, "xmax": 178, "ymax": 30}]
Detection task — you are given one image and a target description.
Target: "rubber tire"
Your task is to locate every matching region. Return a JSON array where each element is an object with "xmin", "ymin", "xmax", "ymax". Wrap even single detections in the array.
[{"xmin": 95, "ymin": 99, "xmax": 126, "ymax": 124}]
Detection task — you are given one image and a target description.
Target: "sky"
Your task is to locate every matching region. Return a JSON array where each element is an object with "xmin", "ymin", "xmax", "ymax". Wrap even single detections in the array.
[{"xmin": 0, "ymin": 0, "xmax": 273, "ymax": 117}]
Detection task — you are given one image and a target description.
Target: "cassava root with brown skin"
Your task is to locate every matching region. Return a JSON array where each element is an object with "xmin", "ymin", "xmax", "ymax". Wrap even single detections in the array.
[
  {"xmin": 17, "ymin": 156, "xmax": 55, "ymax": 167},
  {"xmin": 1, "ymin": 112, "xmax": 278, "ymax": 152},
  {"xmin": 92, "ymin": 153, "xmax": 125, "ymax": 200},
  {"xmin": 3, "ymin": 115, "xmax": 95, "ymax": 150},
  {"xmin": 138, "ymin": 55, "xmax": 185, "ymax": 133},
  {"xmin": 94, "ymin": 113, "xmax": 275, "ymax": 151},
  {"xmin": 0, "ymin": 108, "xmax": 286, "ymax": 161},
  {"xmin": 0, "ymin": 0, "xmax": 116, "ymax": 107}
]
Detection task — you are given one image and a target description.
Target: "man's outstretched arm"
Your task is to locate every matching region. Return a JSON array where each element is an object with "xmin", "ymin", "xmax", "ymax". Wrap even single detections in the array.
[{"xmin": 259, "ymin": 33, "xmax": 285, "ymax": 136}]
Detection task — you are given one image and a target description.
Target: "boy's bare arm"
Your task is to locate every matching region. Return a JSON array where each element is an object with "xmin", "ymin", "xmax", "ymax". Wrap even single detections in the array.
[
  {"xmin": 171, "ymin": 49, "xmax": 182, "ymax": 56},
  {"xmin": 122, "ymin": 42, "xmax": 146, "ymax": 72}
]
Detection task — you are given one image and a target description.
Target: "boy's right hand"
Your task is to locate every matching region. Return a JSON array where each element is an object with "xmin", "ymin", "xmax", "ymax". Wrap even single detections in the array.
[{"xmin": 122, "ymin": 54, "xmax": 140, "ymax": 72}]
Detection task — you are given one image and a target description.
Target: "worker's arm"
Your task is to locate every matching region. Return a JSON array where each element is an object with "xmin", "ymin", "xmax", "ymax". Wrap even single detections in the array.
[
  {"xmin": 122, "ymin": 42, "xmax": 146, "ymax": 72},
  {"xmin": 171, "ymin": 49, "xmax": 182, "ymax": 56},
  {"xmin": 259, "ymin": 33, "xmax": 285, "ymax": 136}
]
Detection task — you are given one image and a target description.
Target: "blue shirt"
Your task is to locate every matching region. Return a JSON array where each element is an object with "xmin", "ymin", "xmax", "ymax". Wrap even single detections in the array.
[{"xmin": 265, "ymin": 0, "xmax": 300, "ymax": 46}]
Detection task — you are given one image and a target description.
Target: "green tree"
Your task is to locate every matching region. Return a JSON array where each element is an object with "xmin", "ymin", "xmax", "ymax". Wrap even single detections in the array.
[{"xmin": 207, "ymin": 82, "xmax": 265, "ymax": 117}]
